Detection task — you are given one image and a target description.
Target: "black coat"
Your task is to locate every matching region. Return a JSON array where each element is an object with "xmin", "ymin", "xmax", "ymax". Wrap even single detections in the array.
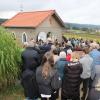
[
  {"xmin": 62, "ymin": 62, "xmax": 83, "ymax": 98},
  {"xmin": 40, "ymin": 43, "xmax": 53, "ymax": 52},
  {"xmin": 36, "ymin": 66, "xmax": 61, "ymax": 95},
  {"xmin": 21, "ymin": 69, "xmax": 39, "ymax": 99},
  {"xmin": 21, "ymin": 47, "xmax": 40, "ymax": 72}
]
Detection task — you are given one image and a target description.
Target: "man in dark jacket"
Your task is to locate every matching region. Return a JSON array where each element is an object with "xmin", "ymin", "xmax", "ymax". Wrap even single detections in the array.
[
  {"xmin": 21, "ymin": 41, "xmax": 40, "ymax": 72},
  {"xmin": 61, "ymin": 62, "xmax": 83, "ymax": 100},
  {"xmin": 21, "ymin": 41, "xmax": 40, "ymax": 99}
]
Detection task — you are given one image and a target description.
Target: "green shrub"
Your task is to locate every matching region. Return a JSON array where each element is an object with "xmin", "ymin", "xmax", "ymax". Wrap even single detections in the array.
[{"xmin": 0, "ymin": 27, "xmax": 21, "ymax": 91}]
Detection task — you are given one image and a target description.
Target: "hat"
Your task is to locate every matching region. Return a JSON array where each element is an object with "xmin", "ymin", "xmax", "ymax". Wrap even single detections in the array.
[
  {"xmin": 59, "ymin": 51, "xmax": 66, "ymax": 58},
  {"xmin": 67, "ymin": 49, "xmax": 72, "ymax": 54}
]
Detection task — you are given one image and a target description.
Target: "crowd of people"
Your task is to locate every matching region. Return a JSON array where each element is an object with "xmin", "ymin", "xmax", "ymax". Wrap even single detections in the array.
[{"xmin": 20, "ymin": 36, "xmax": 100, "ymax": 100}]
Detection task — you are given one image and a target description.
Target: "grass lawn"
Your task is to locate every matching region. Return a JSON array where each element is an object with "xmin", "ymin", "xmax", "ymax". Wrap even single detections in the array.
[
  {"xmin": 0, "ymin": 83, "xmax": 24, "ymax": 100},
  {"xmin": 0, "ymin": 84, "xmax": 82, "ymax": 100}
]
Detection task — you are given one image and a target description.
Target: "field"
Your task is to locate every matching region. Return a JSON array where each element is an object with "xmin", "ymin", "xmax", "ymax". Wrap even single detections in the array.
[{"xmin": 64, "ymin": 33, "xmax": 100, "ymax": 42}]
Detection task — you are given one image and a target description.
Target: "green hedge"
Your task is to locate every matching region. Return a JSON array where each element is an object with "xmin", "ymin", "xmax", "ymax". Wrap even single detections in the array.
[{"xmin": 0, "ymin": 27, "xmax": 21, "ymax": 91}]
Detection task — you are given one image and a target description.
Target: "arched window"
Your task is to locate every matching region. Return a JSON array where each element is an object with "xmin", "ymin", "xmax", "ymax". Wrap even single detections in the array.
[
  {"xmin": 22, "ymin": 32, "xmax": 27, "ymax": 43},
  {"xmin": 37, "ymin": 32, "xmax": 46, "ymax": 42},
  {"xmin": 12, "ymin": 32, "xmax": 16, "ymax": 40}
]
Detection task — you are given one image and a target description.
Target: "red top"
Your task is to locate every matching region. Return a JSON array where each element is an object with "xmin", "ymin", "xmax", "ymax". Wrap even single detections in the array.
[{"xmin": 66, "ymin": 54, "xmax": 71, "ymax": 61}]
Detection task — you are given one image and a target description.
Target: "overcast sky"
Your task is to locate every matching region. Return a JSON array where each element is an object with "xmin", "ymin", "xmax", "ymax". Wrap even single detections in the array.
[{"xmin": 0, "ymin": 0, "xmax": 100, "ymax": 25}]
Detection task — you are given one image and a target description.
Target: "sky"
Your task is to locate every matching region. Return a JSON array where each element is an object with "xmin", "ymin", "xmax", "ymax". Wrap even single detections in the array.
[{"xmin": 0, "ymin": 0, "xmax": 100, "ymax": 25}]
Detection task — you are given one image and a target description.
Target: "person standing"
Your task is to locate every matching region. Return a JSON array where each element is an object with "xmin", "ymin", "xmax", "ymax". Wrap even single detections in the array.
[
  {"xmin": 55, "ymin": 51, "xmax": 68, "ymax": 79},
  {"xmin": 36, "ymin": 52, "xmax": 61, "ymax": 100},
  {"xmin": 79, "ymin": 47, "xmax": 93, "ymax": 100},
  {"xmin": 88, "ymin": 45, "xmax": 100, "ymax": 100},
  {"xmin": 61, "ymin": 61, "xmax": 83, "ymax": 100},
  {"xmin": 89, "ymin": 45, "xmax": 100, "ymax": 88},
  {"xmin": 21, "ymin": 41, "xmax": 40, "ymax": 100}
]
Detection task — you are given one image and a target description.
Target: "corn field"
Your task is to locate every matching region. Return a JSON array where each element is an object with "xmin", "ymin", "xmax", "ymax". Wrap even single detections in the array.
[{"xmin": 0, "ymin": 27, "xmax": 21, "ymax": 91}]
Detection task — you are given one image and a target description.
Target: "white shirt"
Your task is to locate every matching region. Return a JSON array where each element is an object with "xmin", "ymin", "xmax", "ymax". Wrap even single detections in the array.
[{"xmin": 41, "ymin": 94, "xmax": 51, "ymax": 98}]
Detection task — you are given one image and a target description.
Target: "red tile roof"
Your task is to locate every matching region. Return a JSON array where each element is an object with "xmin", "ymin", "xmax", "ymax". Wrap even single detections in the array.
[{"xmin": 2, "ymin": 10, "xmax": 55, "ymax": 28}]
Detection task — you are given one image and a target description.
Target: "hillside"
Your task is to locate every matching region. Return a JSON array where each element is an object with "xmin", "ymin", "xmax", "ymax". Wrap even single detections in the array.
[
  {"xmin": 0, "ymin": 18, "xmax": 7, "ymax": 25},
  {"xmin": 65, "ymin": 22, "xmax": 100, "ymax": 30}
]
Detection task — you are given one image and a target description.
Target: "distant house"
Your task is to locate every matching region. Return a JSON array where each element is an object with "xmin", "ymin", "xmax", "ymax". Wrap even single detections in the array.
[{"xmin": 2, "ymin": 10, "xmax": 65, "ymax": 43}]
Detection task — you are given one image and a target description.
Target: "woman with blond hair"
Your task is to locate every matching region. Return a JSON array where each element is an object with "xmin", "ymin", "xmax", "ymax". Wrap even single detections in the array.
[{"xmin": 36, "ymin": 52, "xmax": 61, "ymax": 100}]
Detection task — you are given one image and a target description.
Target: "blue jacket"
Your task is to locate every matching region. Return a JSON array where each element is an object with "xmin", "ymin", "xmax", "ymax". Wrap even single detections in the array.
[
  {"xmin": 55, "ymin": 58, "xmax": 68, "ymax": 79},
  {"xmin": 89, "ymin": 49, "xmax": 100, "ymax": 65},
  {"xmin": 39, "ymin": 43, "xmax": 53, "ymax": 52},
  {"xmin": 89, "ymin": 49, "xmax": 100, "ymax": 80}
]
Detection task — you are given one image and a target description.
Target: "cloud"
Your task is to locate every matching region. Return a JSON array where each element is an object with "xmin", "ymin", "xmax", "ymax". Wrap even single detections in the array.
[
  {"xmin": 0, "ymin": 0, "xmax": 100, "ymax": 24},
  {"xmin": 0, "ymin": 11, "xmax": 18, "ymax": 19}
]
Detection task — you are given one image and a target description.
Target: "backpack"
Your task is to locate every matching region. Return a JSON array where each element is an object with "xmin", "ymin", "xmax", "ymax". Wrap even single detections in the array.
[{"xmin": 51, "ymin": 70, "xmax": 62, "ymax": 90}]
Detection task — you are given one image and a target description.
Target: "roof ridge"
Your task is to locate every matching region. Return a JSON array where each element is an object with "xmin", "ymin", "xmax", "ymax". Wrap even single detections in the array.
[{"xmin": 19, "ymin": 10, "xmax": 55, "ymax": 13}]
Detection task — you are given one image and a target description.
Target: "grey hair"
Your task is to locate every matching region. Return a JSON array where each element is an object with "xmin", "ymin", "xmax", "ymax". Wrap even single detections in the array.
[{"xmin": 27, "ymin": 41, "xmax": 35, "ymax": 47}]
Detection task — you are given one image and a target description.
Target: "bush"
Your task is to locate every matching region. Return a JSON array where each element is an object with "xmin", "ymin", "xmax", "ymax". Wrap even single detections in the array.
[{"xmin": 0, "ymin": 27, "xmax": 21, "ymax": 91}]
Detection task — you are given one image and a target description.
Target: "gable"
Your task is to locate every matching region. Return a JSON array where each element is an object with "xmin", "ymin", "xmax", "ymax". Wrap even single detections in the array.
[{"xmin": 37, "ymin": 15, "xmax": 63, "ymax": 28}]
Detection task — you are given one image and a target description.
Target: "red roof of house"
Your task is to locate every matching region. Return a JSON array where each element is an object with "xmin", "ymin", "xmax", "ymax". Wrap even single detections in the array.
[{"xmin": 2, "ymin": 10, "xmax": 64, "ymax": 28}]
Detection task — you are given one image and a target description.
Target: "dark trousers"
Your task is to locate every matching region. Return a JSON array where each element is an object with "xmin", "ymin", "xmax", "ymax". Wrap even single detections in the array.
[
  {"xmin": 81, "ymin": 78, "xmax": 90, "ymax": 100},
  {"xmin": 41, "ymin": 96, "xmax": 56, "ymax": 100},
  {"xmin": 41, "ymin": 97, "xmax": 56, "ymax": 100},
  {"xmin": 87, "ymin": 88, "xmax": 100, "ymax": 100},
  {"xmin": 61, "ymin": 96, "xmax": 80, "ymax": 100},
  {"xmin": 89, "ymin": 78, "xmax": 93, "ymax": 89}
]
